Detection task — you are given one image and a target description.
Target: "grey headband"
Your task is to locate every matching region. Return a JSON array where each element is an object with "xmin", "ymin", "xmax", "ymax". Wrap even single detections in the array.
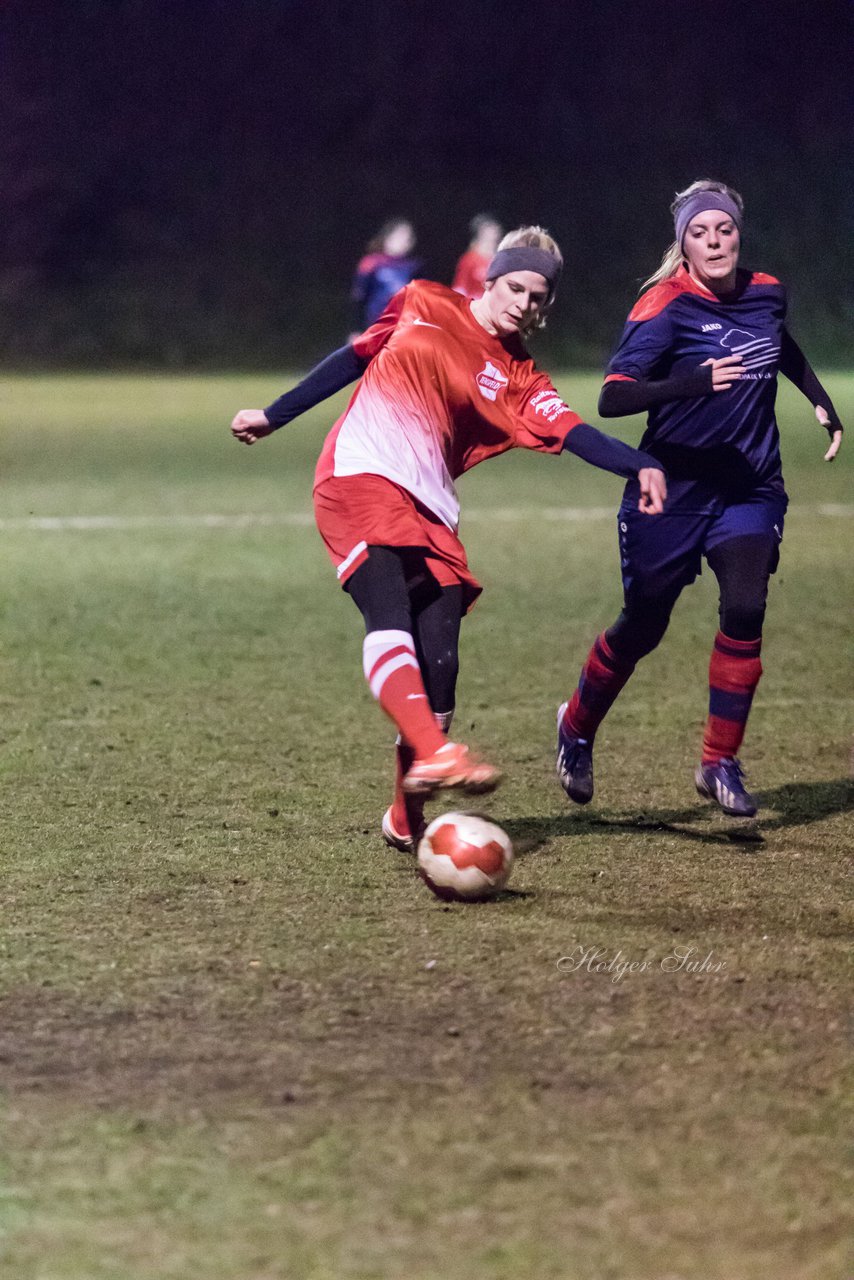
[
  {"xmin": 674, "ymin": 192, "xmax": 742, "ymax": 249},
  {"xmin": 484, "ymin": 247, "xmax": 562, "ymax": 296}
]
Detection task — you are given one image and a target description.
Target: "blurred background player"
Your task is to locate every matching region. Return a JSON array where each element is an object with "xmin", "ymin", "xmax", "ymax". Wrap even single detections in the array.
[
  {"xmin": 350, "ymin": 218, "xmax": 420, "ymax": 333},
  {"xmin": 452, "ymin": 214, "xmax": 503, "ymax": 299},
  {"xmin": 231, "ymin": 226, "xmax": 666, "ymax": 853},
  {"xmin": 556, "ymin": 179, "xmax": 844, "ymax": 818}
]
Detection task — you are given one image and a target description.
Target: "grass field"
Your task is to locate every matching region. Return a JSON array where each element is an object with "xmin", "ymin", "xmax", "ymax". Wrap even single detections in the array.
[{"xmin": 0, "ymin": 372, "xmax": 851, "ymax": 1280}]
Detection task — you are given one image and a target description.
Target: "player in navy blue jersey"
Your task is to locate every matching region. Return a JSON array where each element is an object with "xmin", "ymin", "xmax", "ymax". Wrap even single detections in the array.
[
  {"xmin": 556, "ymin": 179, "xmax": 844, "ymax": 817},
  {"xmin": 351, "ymin": 219, "xmax": 420, "ymax": 333}
]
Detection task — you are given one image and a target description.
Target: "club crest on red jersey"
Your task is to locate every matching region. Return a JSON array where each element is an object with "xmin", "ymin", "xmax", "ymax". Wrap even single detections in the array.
[{"xmin": 476, "ymin": 361, "xmax": 509, "ymax": 402}]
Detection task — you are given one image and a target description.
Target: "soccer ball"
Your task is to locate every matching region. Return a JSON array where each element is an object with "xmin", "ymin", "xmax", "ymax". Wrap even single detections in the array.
[{"xmin": 417, "ymin": 811, "xmax": 514, "ymax": 902}]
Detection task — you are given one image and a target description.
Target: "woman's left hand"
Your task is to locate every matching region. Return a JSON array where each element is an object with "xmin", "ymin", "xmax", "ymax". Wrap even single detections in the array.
[
  {"xmin": 816, "ymin": 406, "xmax": 843, "ymax": 461},
  {"xmin": 231, "ymin": 409, "xmax": 274, "ymax": 444},
  {"xmin": 638, "ymin": 467, "xmax": 667, "ymax": 515}
]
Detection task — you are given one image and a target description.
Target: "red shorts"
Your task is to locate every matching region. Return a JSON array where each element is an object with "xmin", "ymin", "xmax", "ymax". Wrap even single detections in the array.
[{"xmin": 313, "ymin": 474, "xmax": 482, "ymax": 612}]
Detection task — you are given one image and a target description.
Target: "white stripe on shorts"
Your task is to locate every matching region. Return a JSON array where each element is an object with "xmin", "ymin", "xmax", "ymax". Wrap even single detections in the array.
[{"xmin": 336, "ymin": 539, "xmax": 368, "ymax": 579}]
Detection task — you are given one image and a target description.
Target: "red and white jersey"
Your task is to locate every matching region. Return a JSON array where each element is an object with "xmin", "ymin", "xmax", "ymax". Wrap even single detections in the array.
[{"xmin": 314, "ymin": 280, "xmax": 583, "ymax": 531}]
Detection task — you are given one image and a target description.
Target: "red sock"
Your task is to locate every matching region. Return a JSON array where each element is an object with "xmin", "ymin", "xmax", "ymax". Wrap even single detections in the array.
[
  {"xmin": 562, "ymin": 632, "xmax": 635, "ymax": 741},
  {"xmin": 702, "ymin": 631, "xmax": 762, "ymax": 764},
  {"xmin": 363, "ymin": 631, "xmax": 446, "ymax": 759},
  {"xmin": 390, "ymin": 711, "xmax": 454, "ymax": 836}
]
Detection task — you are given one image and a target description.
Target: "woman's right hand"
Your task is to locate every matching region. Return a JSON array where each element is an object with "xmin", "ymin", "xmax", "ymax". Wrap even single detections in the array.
[
  {"xmin": 231, "ymin": 409, "xmax": 274, "ymax": 445},
  {"xmin": 702, "ymin": 354, "xmax": 744, "ymax": 390},
  {"xmin": 638, "ymin": 467, "xmax": 667, "ymax": 515}
]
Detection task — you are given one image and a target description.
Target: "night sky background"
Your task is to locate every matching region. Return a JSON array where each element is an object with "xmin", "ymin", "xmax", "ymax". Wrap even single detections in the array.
[{"xmin": 2, "ymin": 0, "xmax": 852, "ymax": 367}]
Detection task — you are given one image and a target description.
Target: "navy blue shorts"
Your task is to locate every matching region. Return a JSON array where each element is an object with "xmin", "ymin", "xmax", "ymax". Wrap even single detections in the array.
[{"xmin": 618, "ymin": 495, "xmax": 787, "ymax": 600}]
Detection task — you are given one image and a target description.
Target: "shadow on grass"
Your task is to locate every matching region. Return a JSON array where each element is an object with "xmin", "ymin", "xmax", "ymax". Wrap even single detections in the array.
[
  {"xmin": 505, "ymin": 777, "xmax": 854, "ymax": 853},
  {"xmin": 430, "ymin": 887, "xmax": 537, "ymax": 908}
]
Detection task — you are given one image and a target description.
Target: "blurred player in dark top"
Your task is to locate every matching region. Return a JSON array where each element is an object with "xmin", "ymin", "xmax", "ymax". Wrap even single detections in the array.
[
  {"xmin": 556, "ymin": 180, "xmax": 844, "ymax": 818},
  {"xmin": 452, "ymin": 214, "xmax": 503, "ymax": 300},
  {"xmin": 351, "ymin": 219, "xmax": 420, "ymax": 333},
  {"xmin": 231, "ymin": 227, "xmax": 666, "ymax": 852}
]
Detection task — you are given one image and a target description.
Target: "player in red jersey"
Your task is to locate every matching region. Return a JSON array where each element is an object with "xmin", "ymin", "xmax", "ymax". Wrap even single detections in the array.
[
  {"xmin": 556, "ymin": 181, "xmax": 844, "ymax": 818},
  {"xmin": 452, "ymin": 214, "xmax": 503, "ymax": 300},
  {"xmin": 232, "ymin": 227, "xmax": 666, "ymax": 851}
]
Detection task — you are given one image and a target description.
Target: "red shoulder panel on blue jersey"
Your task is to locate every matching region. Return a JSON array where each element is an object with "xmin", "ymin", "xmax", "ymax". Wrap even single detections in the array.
[
  {"xmin": 627, "ymin": 267, "xmax": 782, "ymax": 324},
  {"xmin": 747, "ymin": 271, "xmax": 782, "ymax": 286},
  {"xmin": 603, "ymin": 373, "xmax": 637, "ymax": 384},
  {"xmin": 355, "ymin": 253, "xmax": 387, "ymax": 275},
  {"xmin": 627, "ymin": 276, "xmax": 693, "ymax": 323}
]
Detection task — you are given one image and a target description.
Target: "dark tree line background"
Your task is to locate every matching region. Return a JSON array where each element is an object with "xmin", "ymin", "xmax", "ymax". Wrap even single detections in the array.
[{"xmin": 1, "ymin": 0, "xmax": 852, "ymax": 369}]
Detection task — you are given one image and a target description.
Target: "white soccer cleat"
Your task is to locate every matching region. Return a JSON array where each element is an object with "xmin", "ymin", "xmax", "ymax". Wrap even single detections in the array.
[{"xmin": 381, "ymin": 807, "xmax": 415, "ymax": 854}]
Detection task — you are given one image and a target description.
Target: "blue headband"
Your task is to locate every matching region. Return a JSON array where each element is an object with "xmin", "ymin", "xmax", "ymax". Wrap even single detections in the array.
[
  {"xmin": 484, "ymin": 247, "xmax": 562, "ymax": 297},
  {"xmin": 674, "ymin": 192, "xmax": 742, "ymax": 249}
]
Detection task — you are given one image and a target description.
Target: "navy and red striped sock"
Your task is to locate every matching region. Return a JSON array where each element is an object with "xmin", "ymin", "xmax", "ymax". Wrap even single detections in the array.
[
  {"xmin": 702, "ymin": 631, "xmax": 762, "ymax": 764},
  {"xmin": 562, "ymin": 632, "xmax": 636, "ymax": 741}
]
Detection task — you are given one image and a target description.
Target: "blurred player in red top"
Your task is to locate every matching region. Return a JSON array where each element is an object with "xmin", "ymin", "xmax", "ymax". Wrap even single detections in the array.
[
  {"xmin": 232, "ymin": 227, "xmax": 666, "ymax": 851},
  {"xmin": 452, "ymin": 214, "xmax": 503, "ymax": 299}
]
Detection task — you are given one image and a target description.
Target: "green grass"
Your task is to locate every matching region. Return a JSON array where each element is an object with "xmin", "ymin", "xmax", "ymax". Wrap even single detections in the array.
[{"xmin": 0, "ymin": 373, "xmax": 852, "ymax": 1280}]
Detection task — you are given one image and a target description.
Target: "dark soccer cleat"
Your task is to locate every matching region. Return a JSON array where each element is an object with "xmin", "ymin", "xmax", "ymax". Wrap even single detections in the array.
[
  {"xmin": 695, "ymin": 757, "xmax": 757, "ymax": 817},
  {"xmin": 556, "ymin": 702, "xmax": 594, "ymax": 804}
]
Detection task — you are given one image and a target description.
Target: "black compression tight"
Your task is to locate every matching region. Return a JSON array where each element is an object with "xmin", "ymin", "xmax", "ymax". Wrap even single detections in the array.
[
  {"xmin": 605, "ymin": 593, "xmax": 678, "ymax": 665},
  {"xmin": 346, "ymin": 546, "xmax": 463, "ymax": 712},
  {"xmin": 706, "ymin": 534, "xmax": 778, "ymax": 640},
  {"xmin": 605, "ymin": 533, "xmax": 778, "ymax": 664}
]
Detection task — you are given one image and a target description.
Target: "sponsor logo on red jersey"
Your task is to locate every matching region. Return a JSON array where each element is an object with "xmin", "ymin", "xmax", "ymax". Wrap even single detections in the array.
[
  {"xmin": 476, "ymin": 361, "xmax": 509, "ymax": 402},
  {"xmin": 529, "ymin": 388, "xmax": 571, "ymax": 423}
]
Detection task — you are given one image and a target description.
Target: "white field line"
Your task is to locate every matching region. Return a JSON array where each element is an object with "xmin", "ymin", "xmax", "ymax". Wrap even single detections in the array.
[
  {"xmin": 0, "ymin": 504, "xmax": 850, "ymax": 533},
  {"xmin": 0, "ymin": 513, "xmax": 316, "ymax": 531}
]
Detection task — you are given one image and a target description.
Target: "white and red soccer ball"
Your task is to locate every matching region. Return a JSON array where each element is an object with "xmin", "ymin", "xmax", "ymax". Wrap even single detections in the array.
[{"xmin": 417, "ymin": 811, "xmax": 514, "ymax": 901}]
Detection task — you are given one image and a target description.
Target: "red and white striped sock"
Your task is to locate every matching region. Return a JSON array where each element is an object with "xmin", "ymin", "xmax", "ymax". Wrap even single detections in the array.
[{"xmin": 363, "ymin": 630, "xmax": 446, "ymax": 760}]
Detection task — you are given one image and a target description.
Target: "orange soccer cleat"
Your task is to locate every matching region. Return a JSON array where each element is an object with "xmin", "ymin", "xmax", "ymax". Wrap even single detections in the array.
[{"xmin": 402, "ymin": 741, "xmax": 501, "ymax": 797}]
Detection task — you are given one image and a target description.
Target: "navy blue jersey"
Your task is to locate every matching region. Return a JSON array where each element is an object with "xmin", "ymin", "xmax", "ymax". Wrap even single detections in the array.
[
  {"xmin": 352, "ymin": 252, "xmax": 421, "ymax": 329},
  {"xmin": 606, "ymin": 266, "xmax": 788, "ymax": 512}
]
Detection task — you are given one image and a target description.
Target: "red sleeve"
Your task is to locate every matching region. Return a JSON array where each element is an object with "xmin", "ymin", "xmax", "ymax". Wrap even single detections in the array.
[
  {"xmin": 351, "ymin": 287, "xmax": 407, "ymax": 360},
  {"xmin": 514, "ymin": 370, "xmax": 585, "ymax": 454}
]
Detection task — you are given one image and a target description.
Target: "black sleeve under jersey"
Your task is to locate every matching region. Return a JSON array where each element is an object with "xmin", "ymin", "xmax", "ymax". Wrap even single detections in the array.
[
  {"xmin": 779, "ymin": 329, "xmax": 843, "ymax": 433},
  {"xmin": 264, "ymin": 344, "xmax": 368, "ymax": 429},
  {"xmin": 597, "ymin": 366, "xmax": 713, "ymax": 417},
  {"xmin": 562, "ymin": 422, "xmax": 662, "ymax": 480}
]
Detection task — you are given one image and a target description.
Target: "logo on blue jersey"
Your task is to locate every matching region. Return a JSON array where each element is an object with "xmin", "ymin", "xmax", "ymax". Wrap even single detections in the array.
[
  {"xmin": 720, "ymin": 328, "xmax": 779, "ymax": 373},
  {"xmin": 701, "ymin": 322, "xmax": 722, "ymax": 332}
]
